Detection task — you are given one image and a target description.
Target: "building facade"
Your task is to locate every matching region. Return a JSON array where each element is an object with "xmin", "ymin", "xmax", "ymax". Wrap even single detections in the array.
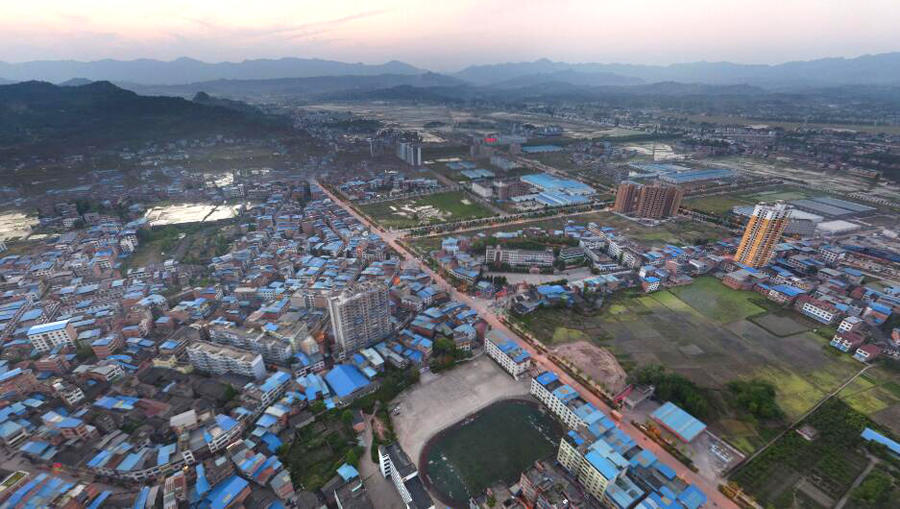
[
  {"xmin": 186, "ymin": 340, "xmax": 266, "ymax": 379},
  {"xmin": 734, "ymin": 203, "xmax": 792, "ymax": 268},
  {"xmin": 612, "ymin": 182, "xmax": 683, "ymax": 219},
  {"xmin": 327, "ymin": 281, "xmax": 392, "ymax": 356},
  {"xmin": 26, "ymin": 320, "xmax": 77, "ymax": 353},
  {"xmin": 485, "ymin": 245, "xmax": 555, "ymax": 267}
]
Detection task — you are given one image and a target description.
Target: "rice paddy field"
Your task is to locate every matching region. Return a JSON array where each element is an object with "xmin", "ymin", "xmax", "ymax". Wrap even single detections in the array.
[{"xmin": 516, "ymin": 277, "xmax": 900, "ymax": 453}]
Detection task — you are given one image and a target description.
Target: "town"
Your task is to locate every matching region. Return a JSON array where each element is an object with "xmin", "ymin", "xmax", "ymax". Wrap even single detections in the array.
[{"xmin": 3, "ymin": 14, "xmax": 900, "ymax": 509}]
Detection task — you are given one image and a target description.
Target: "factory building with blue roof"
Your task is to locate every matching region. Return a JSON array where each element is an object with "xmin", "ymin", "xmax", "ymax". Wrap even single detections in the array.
[{"xmin": 651, "ymin": 402, "xmax": 707, "ymax": 443}]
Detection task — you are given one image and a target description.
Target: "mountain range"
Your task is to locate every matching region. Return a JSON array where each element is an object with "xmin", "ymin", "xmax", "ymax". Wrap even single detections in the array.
[
  {"xmin": 0, "ymin": 57, "xmax": 421, "ymax": 85},
  {"xmin": 120, "ymin": 72, "xmax": 465, "ymax": 100},
  {"xmin": 2, "ymin": 52, "xmax": 900, "ymax": 89},
  {"xmin": 0, "ymin": 81, "xmax": 289, "ymax": 155},
  {"xmin": 453, "ymin": 53, "xmax": 900, "ymax": 87}
]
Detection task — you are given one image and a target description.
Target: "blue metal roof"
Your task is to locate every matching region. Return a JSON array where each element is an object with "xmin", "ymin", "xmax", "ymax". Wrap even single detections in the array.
[
  {"xmin": 26, "ymin": 319, "xmax": 69, "ymax": 336},
  {"xmin": 205, "ymin": 475, "xmax": 248, "ymax": 509},
  {"xmin": 325, "ymin": 364, "xmax": 371, "ymax": 398},
  {"xmin": 861, "ymin": 427, "xmax": 900, "ymax": 456},
  {"xmin": 337, "ymin": 463, "xmax": 359, "ymax": 481},
  {"xmin": 651, "ymin": 402, "xmax": 707, "ymax": 442}
]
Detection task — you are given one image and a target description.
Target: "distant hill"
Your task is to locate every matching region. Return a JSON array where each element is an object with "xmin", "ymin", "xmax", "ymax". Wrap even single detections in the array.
[
  {"xmin": 192, "ymin": 91, "xmax": 264, "ymax": 115},
  {"xmin": 488, "ymin": 69, "xmax": 643, "ymax": 88},
  {"xmin": 0, "ymin": 81, "xmax": 289, "ymax": 153},
  {"xmin": 59, "ymin": 78, "xmax": 93, "ymax": 86},
  {"xmin": 455, "ymin": 53, "xmax": 900, "ymax": 88},
  {"xmin": 120, "ymin": 72, "xmax": 465, "ymax": 100},
  {"xmin": 0, "ymin": 57, "xmax": 424, "ymax": 85}
]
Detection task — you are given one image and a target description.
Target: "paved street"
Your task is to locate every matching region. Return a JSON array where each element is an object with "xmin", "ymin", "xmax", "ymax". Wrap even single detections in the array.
[
  {"xmin": 358, "ymin": 414, "xmax": 405, "ymax": 509},
  {"xmin": 318, "ymin": 181, "xmax": 738, "ymax": 509}
]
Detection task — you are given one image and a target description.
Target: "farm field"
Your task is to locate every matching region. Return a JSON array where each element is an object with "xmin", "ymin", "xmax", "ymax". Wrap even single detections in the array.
[
  {"xmin": 514, "ymin": 276, "xmax": 896, "ymax": 453},
  {"xmin": 408, "ymin": 210, "xmax": 729, "ymax": 253},
  {"xmin": 358, "ymin": 190, "xmax": 496, "ymax": 229},
  {"xmin": 730, "ymin": 399, "xmax": 888, "ymax": 509}
]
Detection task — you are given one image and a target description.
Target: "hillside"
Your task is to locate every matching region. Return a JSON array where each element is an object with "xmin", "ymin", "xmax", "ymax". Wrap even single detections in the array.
[
  {"xmin": 119, "ymin": 72, "xmax": 465, "ymax": 100},
  {"xmin": 0, "ymin": 81, "xmax": 290, "ymax": 154}
]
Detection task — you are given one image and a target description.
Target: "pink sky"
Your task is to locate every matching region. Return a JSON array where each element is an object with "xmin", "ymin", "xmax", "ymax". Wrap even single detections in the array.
[{"xmin": 2, "ymin": 0, "xmax": 898, "ymax": 69}]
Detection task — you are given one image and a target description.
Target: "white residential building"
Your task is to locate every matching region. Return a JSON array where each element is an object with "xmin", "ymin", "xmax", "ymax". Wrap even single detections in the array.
[
  {"xmin": 378, "ymin": 443, "xmax": 434, "ymax": 509},
  {"xmin": 186, "ymin": 340, "xmax": 266, "ymax": 379},
  {"xmin": 485, "ymin": 330, "xmax": 532, "ymax": 380},
  {"xmin": 27, "ymin": 320, "xmax": 77, "ymax": 353},
  {"xmin": 485, "ymin": 245, "xmax": 555, "ymax": 267},
  {"xmin": 327, "ymin": 281, "xmax": 392, "ymax": 357}
]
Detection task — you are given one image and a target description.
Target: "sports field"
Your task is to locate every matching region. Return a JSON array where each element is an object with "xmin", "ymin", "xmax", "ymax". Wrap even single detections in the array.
[
  {"xmin": 515, "ymin": 276, "xmax": 882, "ymax": 453},
  {"xmin": 359, "ymin": 190, "xmax": 496, "ymax": 229}
]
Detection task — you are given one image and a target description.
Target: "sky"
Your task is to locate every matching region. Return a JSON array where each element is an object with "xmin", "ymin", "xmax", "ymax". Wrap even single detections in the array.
[{"xmin": 1, "ymin": 0, "xmax": 898, "ymax": 70}]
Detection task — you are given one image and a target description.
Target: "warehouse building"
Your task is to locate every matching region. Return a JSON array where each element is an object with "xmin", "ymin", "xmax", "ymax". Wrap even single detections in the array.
[{"xmin": 650, "ymin": 402, "xmax": 707, "ymax": 443}]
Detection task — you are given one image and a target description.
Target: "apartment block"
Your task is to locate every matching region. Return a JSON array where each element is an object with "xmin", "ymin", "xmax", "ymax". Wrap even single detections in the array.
[
  {"xmin": 186, "ymin": 340, "xmax": 266, "ymax": 379},
  {"xmin": 27, "ymin": 319, "xmax": 77, "ymax": 353},
  {"xmin": 485, "ymin": 330, "xmax": 532, "ymax": 380},
  {"xmin": 734, "ymin": 203, "xmax": 791, "ymax": 268},
  {"xmin": 327, "ymin": 280, "xmax": 392, "ymax": 356}
]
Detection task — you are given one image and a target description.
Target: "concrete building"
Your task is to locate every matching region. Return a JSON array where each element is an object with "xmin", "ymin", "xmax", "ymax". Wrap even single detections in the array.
[
  {"xmin": 186, "ymin": 340, "xmax": 266, "ymax": 379},
  {"xmin": 26, "ymin": 320, "xmax": 77, "ymax": 353},
  {"xmin": 0, "ymin": 368, "xmax": 41, "ymax": 398},
  {"xmin": 530, "ymin": 371, "xmax": 606, "ymax": 430},
  {"xmin": 378, "ymin": 443, "xmax": 434, "ymax": 509},
  {"xmin": 327, "ymin": 280, "xmax": 392, "ymax": 357},
  {"xmin": 396, "ymin": 142, "xmax": 422, "ymax": 167},
  {"xmin": 485, "ymin": 330, "xmax": 532, "ymax": 379},
  {"xmin": 734, "ymin": 203, "xmax": 792, "ymax": 268},
  {"xmin": 613, "ymin": 182, "xmax": 683, "ymax": 219},
  {"xmin": 485, "ymin": 245, "xmax": 555, "ymax": 267}
]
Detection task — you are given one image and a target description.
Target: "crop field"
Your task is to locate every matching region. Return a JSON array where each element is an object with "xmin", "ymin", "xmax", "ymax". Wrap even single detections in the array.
[
  {"xmin": 838, "ymin": 366, "xmax": 900, "ymax": 434},
  {"xmin": 730, "ymin": 399, "xmax": 889, "ymax": 509},
  {"xmin": 514, "ymin": 277, "xmax": 883, "ymax": 452},
  {"xmin": 358, "ymin": 190, "xmax": 496, "ymax": 229}
]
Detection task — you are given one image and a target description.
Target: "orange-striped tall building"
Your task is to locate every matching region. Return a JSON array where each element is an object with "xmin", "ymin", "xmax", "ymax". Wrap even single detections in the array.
[
  {"xmin": 734, "ymin": 202, "xmax": 792, "ymax": 267},
  {"xmin": 612, "ymin": 181, "xmax": 683, "ymax": 219}
]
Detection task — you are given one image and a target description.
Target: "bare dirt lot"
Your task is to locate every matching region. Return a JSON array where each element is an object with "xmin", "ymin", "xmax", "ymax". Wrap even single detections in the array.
[{"xmin": 551, "ymin": 340, "xmax": 627, "ymax": 393}]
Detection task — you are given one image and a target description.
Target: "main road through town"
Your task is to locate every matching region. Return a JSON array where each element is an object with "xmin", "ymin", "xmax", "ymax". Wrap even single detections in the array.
[{"xmin": 317, "ymin": 181, "xmax": 738, "ymax": 509}]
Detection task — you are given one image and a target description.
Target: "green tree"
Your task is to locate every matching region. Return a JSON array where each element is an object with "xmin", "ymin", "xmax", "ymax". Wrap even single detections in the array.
[
  {"xmin": 727, "ymin": 380, "xmax": 784, "ymax": 420},
  {"xmin": 851, "ymin": 469, "xmax": 893, "ymax": 505},
  {"xmin": 223, "ymin": 384, "xmax": 238, "ymax": 402},
  {"xmin": 341, "ymin": 410, "xmax": 355, "ymax": 427}
]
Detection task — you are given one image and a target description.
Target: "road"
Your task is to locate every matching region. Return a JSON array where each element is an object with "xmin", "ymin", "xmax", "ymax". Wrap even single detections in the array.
[{"xmin": 318, "ymin": 180, "xmax": 738, "ymax": 509}]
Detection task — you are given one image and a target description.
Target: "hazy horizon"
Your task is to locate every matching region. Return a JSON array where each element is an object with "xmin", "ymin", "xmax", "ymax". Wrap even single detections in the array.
[{"xmin": 3, "ymin": 0, "xmax": 899, "ymax": 71}]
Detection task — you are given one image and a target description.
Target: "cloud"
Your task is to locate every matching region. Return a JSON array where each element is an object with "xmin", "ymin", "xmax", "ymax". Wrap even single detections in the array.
[{"xmin": 183, "ymin": 8, "xmax": 389, "ymax": 41}]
